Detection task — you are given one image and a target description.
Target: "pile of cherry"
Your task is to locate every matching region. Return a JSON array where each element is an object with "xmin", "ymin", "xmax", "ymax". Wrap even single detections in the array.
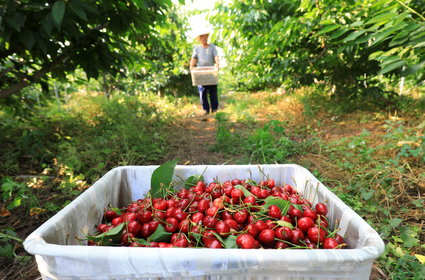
[{"xmin": 89, "ymin": 178, "xmax": 347, "ymax": 249}]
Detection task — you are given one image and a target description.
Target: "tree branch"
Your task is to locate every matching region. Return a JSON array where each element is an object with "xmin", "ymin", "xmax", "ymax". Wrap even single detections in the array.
[{"xmin": 0, "ymin": 53, "xmax": 69, "ymax": 99}]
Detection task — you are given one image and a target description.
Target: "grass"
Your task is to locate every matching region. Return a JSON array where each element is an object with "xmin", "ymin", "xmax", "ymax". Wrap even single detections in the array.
[
  {"xmin": 213, "ymin": 87, "xmax": 425, "ymax": 279},
  {"xmin": 0, "ymin": 85, "xmax": 424, "ymax": 279}
]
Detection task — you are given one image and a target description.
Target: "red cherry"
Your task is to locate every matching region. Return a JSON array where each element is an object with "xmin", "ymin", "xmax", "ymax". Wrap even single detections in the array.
[
  {"xmin": 215, "ymin": 220, "xmax": 231, "ymax": 236},
  {"xmin": 165, "ymin": 207, "xmax": 176, "ymax": 218},
  {"xmin": 231, "ymin": 179, "xmax": 242, "ymax": 186},
  {"xmin": 223, "ymin": 184, "xmax": 234, "ymax": 196},
  {"xmin": 122, "ymin": 212, "xmax": 137, "ymax": 222},
  {"xmin": 221, "ymin": 211, "xmax": 233, "ymax": 221},
  {"xmin": 173, "ymin": 237, "xmax": 189, "ymax": 248},
  {"xmin": 259, "ymin": 229, "xmax": 275, "ymax": 247},
  {"xmin": 153, "ymin": 200, "xmax": 167, "ymax": 211},
  {"xmin": 136, "ymin": 210, "xmax": 152, "ymax": 224},
  {"xmin": 104, "ymin": 210, "xmax": 118, "ymax": 222},
  {"xmin": 231, "ymin": 188, "xmax": 244, "ymax": 201},
  {"xmin": 191, "ymin": 212, "xmax": 205, "ymax": 224},
  {"xmin": 315, "ymin": 203, "xmax": 328, "ymax": 216},
  {"xmin": 283, "ymin": 184, "xmax": 295, "ymax": 194},
  {"xmin": 164, "ymin": 217, "xmax": 179, "ymax": 233},
  {"xmin": 275, "ymin": 226, "xmax": 293, "ymax": 241},
  {"xmin": 233, "ymin": 209, "xmax": 248, "ymax": 224},
  {"xmin": 323, "ymin": 237, "xmax": 340, "ymax": 249},
  {"xmin": 243, "ymin": 195, "xmax": 256, "ymax": 205},
  {"xmin": 148, "ymin": 220, "xmax": 160, "ymax": 232},
  {"xmin": 141, "ymin": 223, "xmax": 152, "ymax": 238},
  {"xmin": 97, "ymin": 224, "xmax": 109, "ymax": 233},
  {"xmin": 127, "ymin": 221, "xmax": 143, "ymax": 236},
  {"xmin": 178, "ymin": 199, "xmax": 190, "ymax": 209},
  {"xmin": 267, "ymin": 205, "xmax": 282, "ymax": 219},
  {"xmin": 258, "ymin": 189, "xmax": 270, "ymax": 199},
  {"xmin": 297, "ymin": 217, "xmax": 315, "ymax": 232},
  {"xmin": 120, "ymin": 232, "xmax": 135, "ymax": 246},
  {"xmin": 288, "ymin": 207, "xmax": 303, "ymax": 219},
  {"xmin": 266, "ymin": 178, "xmax": 275, "ymax": 188},
  {"xmin": 254, "ymin": 220, "xmax": 268, "ymax": 232},
  {"xmin": 173, "ymin": 208, "xmax": 188, "ymax": 221},
  {"xmin": 245, "ymin": 224, "xmax": 259, "ymax": 237},
  {"xmin": 206, "ymin": 206, "xmax": 219, "ymax": 217},
  {"xmin": 197, "ymin": 199, "xmax": 210, "ymax": 213},
  {"xmin": 224, "ymin": 218, "xmax": 239, "ymax": 230},
  {"xmin": 302, "ymin": 208, "xmax": 318, "ymax": 221},
  {"xmin": 291, "ymin": 228, "xmax": 305, "ymax": 245},
  {"xmin": 265, "ymin": 219, "xmax": 276, "ymax": 229},
  {"xmin": 334, "ymin": 234, "xmax": 345, "ymax": 244},
  {"xmin": 179, "ymin": 219, "xmax": 190, "ymax": 233},
  {"xmin": 236, "ymin": 233, "xmax": 256, "ymax": 249},
  {"xmin": 203, "ymin": 216, "xmax": 219, "ymax": 228},
  {"xmin": 280, "ymin": 215, "xmax": 293, "ymax": 224},
  {"xmin": 275, "ymin": 241, "xmax": 289, "ymax": 249},
  {"xmin": 205, "ymin": 238, "xmax": 223, "ymax": 248},
  {"xmin": 307, "ymin": 226, "xmax": 327, "ymax": 244},
  {"xmin": 111, "ymin": 216, "xmax": 124, "ymax": 226}
]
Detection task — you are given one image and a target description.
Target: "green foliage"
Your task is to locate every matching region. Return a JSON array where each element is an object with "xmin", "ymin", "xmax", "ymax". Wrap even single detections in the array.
[
  {"xmin": 0, "ymin": 0, "xmax": 174, "ymax": 98},
  {"xmin": 1, "ymin": 177, "xmax": 38, "ymax": 211},
  {"xmin": 211, "ymin": 112, "xmax": 245, "ymax": 154},
  {"xmin": 149, "ymin": 160, "xmax": 178, "ymax": 198},
  {"xmin": 211, "ymin": 0, "xmax": 424, "ymax": 97},
  {"xmin": 0, "ymin": 228, "xmax": 26, "ymax": 260},
  {"xmin": 0, "ymin": 93, "xmax": 176, "ymax": 182},
  {"xmin": 246, "ymin": 120, "xmax": 297, "ymax": 163}
]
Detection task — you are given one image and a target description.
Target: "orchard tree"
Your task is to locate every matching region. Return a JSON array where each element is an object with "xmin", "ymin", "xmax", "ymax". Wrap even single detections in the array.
[
  {"xmin": 211, "ymin": 0, "xmax": 424, "ymax": 96},
  {"xmin": 0, "ymin": 0, "xmax": 182, "ymax": 99}
]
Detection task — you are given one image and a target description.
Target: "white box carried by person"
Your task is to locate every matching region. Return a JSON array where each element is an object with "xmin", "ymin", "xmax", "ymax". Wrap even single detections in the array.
[
  {"xmin": 24, "ymin": 164, "xmax": 384, "ymax": 279},
  {"xmin": 190, "ymin": 66, "xmax": 218, "ymax": 86}
]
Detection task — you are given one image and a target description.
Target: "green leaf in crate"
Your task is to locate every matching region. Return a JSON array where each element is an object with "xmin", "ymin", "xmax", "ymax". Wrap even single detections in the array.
[
  {"xmin": 184, "ymin": 174, "xmax": 204, "ymax": 189},
  {"xmin": 234, "ymin": 185, "xmax": 254, "ymax": 197},
  {"xmin": 110, "ymin": 207, "xmax": 122, "ymax": 215},
  {"xmin": 87, "ymin": 223, "xmax": 125, "ymax": 245},
  {"xmin": 134, "ymin": 238, "xmax": 151, "ymax": 246},
  {"xmin": 276, "ymin": 220, "xmax": 294, "ymax": 229},
  {"xmin": 223, "ymin": 235, "xmax": 238, "ymax": 248},
  {"xmin": 150, "ymin": 160, "xmax": 178, "ymax": 198},
  {"xmin": 147, "ymin": 224, "xmax": 172, "ymax": 242},
  {"xmin": 211, "ymin": 232, "xmax": 225, "ymax": 244},
  {"xmin": 291, "ymin": 203, "xmax": 304, "ymax": 211},
  {"xmin": 262, "ymin": 197, "xmax": 291, "ymax": 215}
]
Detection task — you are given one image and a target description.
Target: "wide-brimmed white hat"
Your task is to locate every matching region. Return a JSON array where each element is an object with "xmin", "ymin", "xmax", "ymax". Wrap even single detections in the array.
[{"xmin": 194, "ymin": 27, "xmax": 211, "ymax": 38}]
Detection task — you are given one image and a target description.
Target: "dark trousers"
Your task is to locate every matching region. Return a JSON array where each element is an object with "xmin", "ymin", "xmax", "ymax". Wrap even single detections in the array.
[{"xmin": 198, "ymin": 85, "xmax": 218, "ymax": 113}]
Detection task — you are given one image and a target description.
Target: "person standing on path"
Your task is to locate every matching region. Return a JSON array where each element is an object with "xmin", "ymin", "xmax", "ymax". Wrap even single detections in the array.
[{"xmin": 190, "ymin": 29, "xmax": 220, "ymax": 115}]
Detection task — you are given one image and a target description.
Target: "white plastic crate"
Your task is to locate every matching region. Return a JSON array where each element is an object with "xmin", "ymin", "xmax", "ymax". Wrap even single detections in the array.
[
  {"xmin": 24, "ymin": 164, "xmax": 384, "ymax": 280},
  {"xmin": 190, "ymin": 67, "xmax": 218, "ymax": 86}
]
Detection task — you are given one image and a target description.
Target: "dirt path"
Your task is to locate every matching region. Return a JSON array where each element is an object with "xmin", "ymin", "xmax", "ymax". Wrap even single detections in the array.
[{"xmin": 163, "ymin": 97, "xmax": 230, "ymax": 165}]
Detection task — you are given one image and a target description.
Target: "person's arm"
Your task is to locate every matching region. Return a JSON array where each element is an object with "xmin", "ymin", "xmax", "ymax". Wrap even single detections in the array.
[
  {"xmin": 214, "ymin": 55, "xmax": 219, "ymax": 69},
  {"xmin": 190, "ymin": 57, "xmax": 197, "ymax": 70}
]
